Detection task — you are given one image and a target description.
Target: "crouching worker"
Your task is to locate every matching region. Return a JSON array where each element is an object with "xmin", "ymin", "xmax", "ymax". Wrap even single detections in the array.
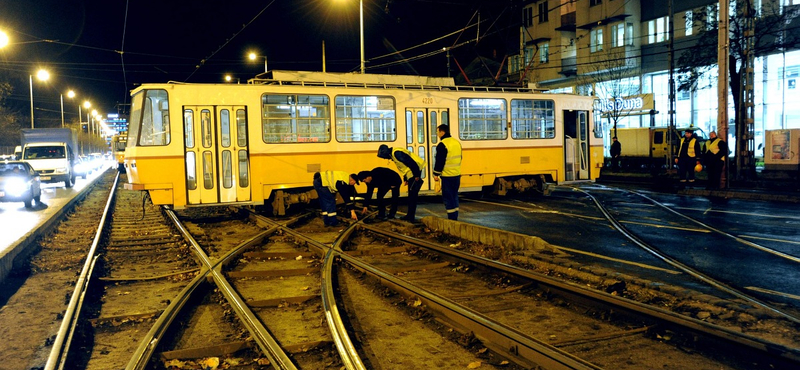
[
  {"xmin": 377, "ymin": 144, "xmax": 424, "ymax": 221},
  {"xmin": 312, "ymin": 171, "xmax": 359, "ymax": 227},
  {"xmin": 358, "ymin": 167, "xmax": 401, "ymax": 220}
]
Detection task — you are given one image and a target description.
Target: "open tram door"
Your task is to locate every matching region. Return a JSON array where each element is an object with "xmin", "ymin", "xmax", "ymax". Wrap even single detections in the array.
[
  {"xmin": 405, "ymin": 107, "xmax": 450, "ymax": 191},
  {"xmin": 563, "ymin": 110, "xmax": 591, "ymax": 181},
  {"xmin": 183, "ymin": 106, "xmax": 251, "ymax": 205}
]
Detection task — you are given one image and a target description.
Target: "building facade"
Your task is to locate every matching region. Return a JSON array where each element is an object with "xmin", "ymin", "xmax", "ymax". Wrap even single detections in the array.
[{"xmin": 510, "ymin": 0, "xmax": 800, "ymax": 157}]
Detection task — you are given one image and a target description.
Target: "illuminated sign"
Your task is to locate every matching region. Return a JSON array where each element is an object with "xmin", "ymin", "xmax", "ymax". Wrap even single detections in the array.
[{"xmin": 595, "ymin": 94, "xmax": 654, "ymax": 114}]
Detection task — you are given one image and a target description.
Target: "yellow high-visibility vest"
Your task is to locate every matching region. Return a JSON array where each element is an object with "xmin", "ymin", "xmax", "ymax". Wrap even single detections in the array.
[
  {"xmin": 440, "ymin": 137, "xmax": 462, "ymax": 177},
  {"xmin": 320, "ymin": 171, "xmax": 350, "ymax": 192},
  {"xmin": 391, "ymin": 147, "xmax": 425, "ymax": 180}
]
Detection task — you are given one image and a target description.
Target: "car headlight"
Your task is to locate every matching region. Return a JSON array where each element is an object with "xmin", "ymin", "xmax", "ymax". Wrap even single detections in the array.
[
  {"xmin": 4, "ymin": 178, "xmax": 30, "ymax": 196},
  {"xmin": 55, "ymin": 167, "xmax": 68, "ymax": 174}
]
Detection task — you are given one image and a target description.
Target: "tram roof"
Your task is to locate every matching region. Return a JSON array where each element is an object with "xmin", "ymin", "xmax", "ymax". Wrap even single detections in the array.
[
  {"xmin": 247, "ymin": 70, "xmax": 549, "ymax": 93},
  {"xmin": 133, "ymin": 70, "xmax": 557, "ymax": 94}
]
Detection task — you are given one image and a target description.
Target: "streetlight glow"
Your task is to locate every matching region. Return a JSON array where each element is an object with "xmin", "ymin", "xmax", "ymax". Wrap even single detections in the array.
[
  {"xmin": 247, "ymin": 51, "xmax": 267, "ymax": 73},
  {"xmin": 29, "ymin": 68, "xmax": 51, "ymax": 129},
  {"xmin": 0, "ymin": 30, "xmax": 9, "ymax": 48},
  {"xmin": 335, "ymin": 0, "xmax": 365, "ymax": 73}
]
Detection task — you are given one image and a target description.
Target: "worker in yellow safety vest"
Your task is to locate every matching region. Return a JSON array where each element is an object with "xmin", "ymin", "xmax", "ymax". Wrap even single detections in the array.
[
  {"xmin": 675, "ymin": 129, "xmax": 701, "ymax": 184},
  {"xmin": 312, "ymin": 171, "xmax": 359, "ymax": 227},
  {"xmin": 433, "ymin": 124, "xmax": 462, "ymax": 220},
  {"xmin": 378, "ymin": 144, "xmax": 424, "ymax": 222},
  {"xmin": 703, "ymin": 131, "xmax": 729, "ymax": 190}
]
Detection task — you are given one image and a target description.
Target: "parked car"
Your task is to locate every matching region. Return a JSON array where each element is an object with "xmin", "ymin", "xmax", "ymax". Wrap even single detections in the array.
[{"xmin": 0, "ymin": 161, "xmax": 42, "ymax": 208}]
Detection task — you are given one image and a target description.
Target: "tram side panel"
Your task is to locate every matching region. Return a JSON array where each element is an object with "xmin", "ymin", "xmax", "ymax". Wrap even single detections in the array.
[{"xmin": 125, "ymin": 81, "xmax": 601, "ymax": 210}]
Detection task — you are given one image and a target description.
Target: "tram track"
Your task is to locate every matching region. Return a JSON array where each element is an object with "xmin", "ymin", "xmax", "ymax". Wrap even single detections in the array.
[
  {"xmin": 563, "ymin": 184, "xmax": 800, "ymax": 320},
  {"xmin": 7, "ymin": 173, "xmax": 800, "ymax": 369}
]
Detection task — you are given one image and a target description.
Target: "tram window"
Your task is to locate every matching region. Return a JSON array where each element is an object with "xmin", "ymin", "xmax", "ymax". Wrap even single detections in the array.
[
  {"xmin": 184, "ymin": 109, "xmax": 195, "ymax": 148},
  {"xmin": 416, "ymin": 111, "xmax": 425, "ymax": 144},
  {"xmin": 203, "ymin": 151, "xmax": 214, "ymax": 189},
  {"xmin": 262, "ymin": 94, "xmax": 330, "ymax": 143},
  {"xmin": 511, "ymin": 99, "xmax": 555, "ymax": 139},
  {"xmin": 186, "ymin": 152, "xmax": 197, "ymax": 190},
  {"xmin": 222, "ymin": 150, "xmax": 233, "ymax": 188},
  {"xmin": 238, "ymin": 150, "xmax": 249, "ymax": 187},
  {"xmin": 220, "ymin": 110, "xmax": 231, "ymax": 148},
  {"xmin": 201, "ymin": 109, "xmax": 212, "ymax": 148},
  {"xmin": 335, "ymin": 95, "xmax": 396, "ymax": 142},
  {"xmin": 430, "ymin": 111, "xmax": 439, "ymax": 144},
  {"xmin": 137, "ymin": 89, "xmax": 171, "ymax": 146},
  {"xmin": 458, "ymin": 98, "xmax": 507, "ymax": 140},
  {"xmin": 405, "ymin": 111, "xmax": 413, "ymax": 145},
  {"xmin": 236, "ymin": 109, "xmax": 247, "ymax": 147}
]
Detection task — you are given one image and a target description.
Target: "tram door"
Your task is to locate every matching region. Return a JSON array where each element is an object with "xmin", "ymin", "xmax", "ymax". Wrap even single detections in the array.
[
  {"xmin": 183, "ymin": 106, "xmax": 251, "ymax": 205},
  {"xmin": 563, "ymin": 110, "xmax": 590, "ymax": 181},
  {"xmin": 405, "ymin": 108, "xmax": 449, "ymax": 191}
]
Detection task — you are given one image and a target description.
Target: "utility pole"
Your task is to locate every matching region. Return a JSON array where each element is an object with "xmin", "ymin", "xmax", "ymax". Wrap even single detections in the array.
[
  {"xmin": 718, "ymin": 0, "xmax": 729, "ymax": 187},
  {"xmin": 667, "ymin": 0, "xmax": 676, "ymax": 169},
  {"xmin": 737, "ymin": 0, "xmax": 757, "ymax": 182}
]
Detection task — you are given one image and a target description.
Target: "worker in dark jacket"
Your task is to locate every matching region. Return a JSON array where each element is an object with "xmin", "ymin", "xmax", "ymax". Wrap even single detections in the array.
[
  {"xmin": 358, "ymin": 167, "xmax": 402, "ymax": 220},
  {"xmin": 378, "ymin": 144, "xmax": 424, "ymax": 221},
  {"xmin": 675, "ymin": 129, "xmax": 702, "ymax": 184},
  {"xmin": 703, "ymin": 131, "xmax": 729, "ymax": 190},
  {"xmin": 609, "ymin": 136, "xmax": 621, "ymax": 171},
  {"xmin": 433, "ymin": 124, "xmax": 462, "ymax": 220},
  {"xmin": 312, "ymin": 171, "xmax": 359, "ymax": 227}
]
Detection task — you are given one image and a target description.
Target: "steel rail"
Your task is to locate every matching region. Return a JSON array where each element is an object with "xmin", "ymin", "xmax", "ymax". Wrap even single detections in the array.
[
  {"xmin": 334, "ymin": 234, "xmax": 600, "ymax": 370},
  {"xmin": 362, "ymin": 222, "xmax": 800, "ymax": 366},
  {"xmin": 248, "ymin": 213, "xmax": 367, "ymax": 370},
  {"xmin": 630, "ymin": 190, "xmax": 800, "ymax": 264},
  {"xmin": 46, "ymin": 171, "xmax": 120, "ymax": 370},
  {"xmin": 269, "ymin": 215, "xmax": 599, "ymax": 370},
  {"xmin": 570, "ymin": 186, "xmax": 800, "ymax": 325},
  {"xmin": 126, "ymin": 208, "xmax": 294, "ymax": 369}
]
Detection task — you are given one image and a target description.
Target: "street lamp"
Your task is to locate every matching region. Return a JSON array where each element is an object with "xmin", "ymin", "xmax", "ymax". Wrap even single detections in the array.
[
  {"xmin": 29, "ymin": 69, "xmax": 50, "ymax": 129},
  {"xmin": 248, "ymin": 52, "xmax": 267, "ymax": 73},
  {"xmin": 61, "ymin": 90, "xmax": 75, "ymax": 127},
  {"xmin": 225, "ymin": 74, "xmax": 239, "ymax": 84},
  {"xmin": 335, "ymin": 0, "xmax": 365, "ymax": 73},
  {"xmin": 81, "ymin": 101, "xmax": 91, "ymax": 134},
  {"xmin": 91, "ymin": 109, "xmax": 98, "ymax": 136},
  {"xmin": 0, "ymin": 30, "xmax": 9, "ymax": 48}
]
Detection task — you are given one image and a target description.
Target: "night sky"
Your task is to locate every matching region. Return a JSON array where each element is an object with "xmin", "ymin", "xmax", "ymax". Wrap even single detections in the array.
[{"xmin": 0, "ymin": 0, "xmax": 517, "ymax": 125}]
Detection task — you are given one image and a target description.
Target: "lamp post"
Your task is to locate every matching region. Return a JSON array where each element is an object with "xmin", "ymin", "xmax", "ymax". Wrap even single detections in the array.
[
  {"xmin": 248, "ymin": 52, "xmax": 267, "ymax": 73},
  {"xmin": 335, "ymin": 0, "xmax": 365, "ymax": 73},
  {"xmin": 81, "ymin": 101, "xmax": 91, "ymax": 134},
  {"xmin": 91, "ymin": 109, "xmax": 98, "ymax": 137},
  {"xmin": 359, "ymin": 0, "xmax": 364, "ymax": 74},
  {"xmin": 61, "ymin": 90, "xmax": 75, "ymax": 127},
  {"xmin": 29, "ymin": 69, "xmax": 50, "ymax": 129}
]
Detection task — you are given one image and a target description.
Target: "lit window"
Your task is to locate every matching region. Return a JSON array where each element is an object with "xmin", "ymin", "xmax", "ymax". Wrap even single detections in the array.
[
  {"xmin": 458, "ymin": 98, "xmax": 507, "ymax": 140},
  {"xmin": 262, "ymin": 94, "xmax": 331, "ymax": 143},
  {"xmin": 684, "ymin": 10, "xmax": 693, "ymax": 36},
  {"xmin": 590, "ymin": 28, "xmax": 604, "ymax": 53},
  {"xmin": 539, "ymin": 42, "xmax": 549, "ymax": 63},
  {"xmin": 335, "ymin": 95, "xmax": 397, "ymax": 142},
  {"xmin": 647, "ymin": 16, "xmax": 669, "ymax": 44},
  {"xmin": 511, "ymin": 99, "xmax": 555, "ymax": 139}
]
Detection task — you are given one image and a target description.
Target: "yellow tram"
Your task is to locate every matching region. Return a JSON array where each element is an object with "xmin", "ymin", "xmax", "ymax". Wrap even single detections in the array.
[
  {"xmin": 124, "ymin": 70, "xmax": 603, "ymax": 214},
  {"xmin": 111, "ymin": 133, "xmax": 127, "ymax": 171}
]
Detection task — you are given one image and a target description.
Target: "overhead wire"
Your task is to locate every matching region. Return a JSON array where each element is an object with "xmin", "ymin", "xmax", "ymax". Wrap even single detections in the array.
[{"xmin": 183, "ymin": 0, "xmax": 277, "ymax": 82}]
